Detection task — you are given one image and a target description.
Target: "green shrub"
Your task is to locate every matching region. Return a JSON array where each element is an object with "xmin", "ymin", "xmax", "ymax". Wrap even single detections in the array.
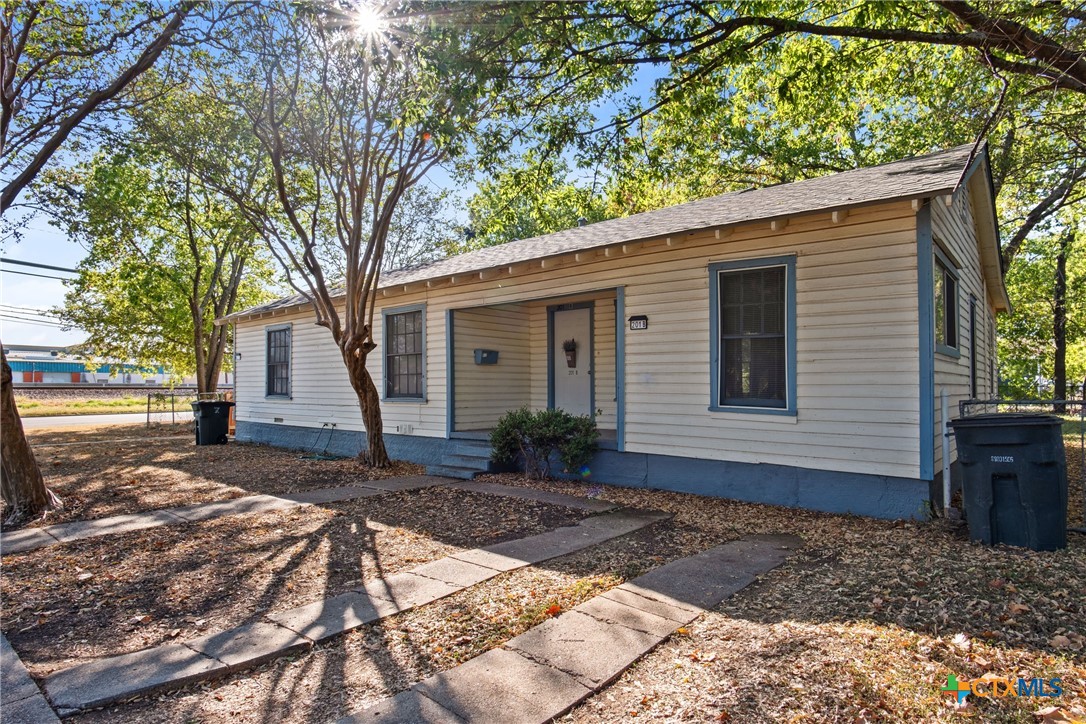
[{"xmin": 490, "ymin": 406, "xmax": 599, "ymax": 480}]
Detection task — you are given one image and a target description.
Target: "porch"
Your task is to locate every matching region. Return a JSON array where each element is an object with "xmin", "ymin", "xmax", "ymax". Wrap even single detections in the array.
[{"xmin": 434, "ymin": 288, "xmax": 623, "ymax": 478}]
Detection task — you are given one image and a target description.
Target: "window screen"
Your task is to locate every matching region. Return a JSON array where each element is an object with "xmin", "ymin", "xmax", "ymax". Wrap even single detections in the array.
[
  {"xmin": 718, "ymin": 266, "xmax": 786, "ymax": 408},
  {"xmin": 266, "ymin": 327, "xmax": 291, "ymax": 397},
  {"xmin": 934, "ymin": 255, "xmax": 958, "ymax": 351},
  {"xmin": 385, "ymin": 310, "xmax": 423, "ymax": 398}
]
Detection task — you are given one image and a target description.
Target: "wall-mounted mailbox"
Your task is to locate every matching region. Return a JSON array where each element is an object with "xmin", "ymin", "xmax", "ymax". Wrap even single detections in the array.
[
  {"xmin": 628, "ymin": 315, "xmax": 648, "ymax": 330},
  {"xmin": 474, "ymin": 349, "xmax": 499, "ymax": 365}
]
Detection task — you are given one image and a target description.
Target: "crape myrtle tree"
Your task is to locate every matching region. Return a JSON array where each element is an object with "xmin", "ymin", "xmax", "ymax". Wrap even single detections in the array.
[
  {"xmin": 221, "ymin": 3, "xmax": 525, "ymax": 466},
  {"xmin": 0, "ymin": 0, "xmax": 213, "ymax": 526}
]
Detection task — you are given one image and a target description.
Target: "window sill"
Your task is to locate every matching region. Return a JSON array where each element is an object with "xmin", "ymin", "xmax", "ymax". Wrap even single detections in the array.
[
  {"xmin": 935, "ymin": 344, "xmax": 961, "ymax": 359},
  {"xmin": 382, "ymin": 397, "xmax": 427, "ymax": 404},
  {"xmin": 708, "ymin": 405, "xmax": 797, "ymax": 418},
  {"xmin": 264, "ymin": 394, "xmax": 292, "ymax": 400}
]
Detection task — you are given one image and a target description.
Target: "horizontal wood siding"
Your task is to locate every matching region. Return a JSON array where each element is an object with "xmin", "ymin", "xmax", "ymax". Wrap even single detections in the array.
[
  {"xmin": 453, "ymin": 306, "xmax": 530, "ymax": 430},
  {"xmin": 932, "ymin": 192, "xmax": 999, "ymax": 472},
  {"xmin": 235, "ymin": 295, "xmax": 448, "ymax": 438},
  {"xmin": 236, "ymin": 200, "xmax": 923, "ymax": 478}
]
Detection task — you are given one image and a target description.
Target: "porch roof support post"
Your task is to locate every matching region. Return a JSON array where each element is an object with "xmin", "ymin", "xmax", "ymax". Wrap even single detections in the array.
[
  {"xmin": 616, "ymin": 286, "xmax": 626, "ymax": 452},
  {"xmin": 446, "ymin": 308, "xmax": 455, "ymax": 438}
]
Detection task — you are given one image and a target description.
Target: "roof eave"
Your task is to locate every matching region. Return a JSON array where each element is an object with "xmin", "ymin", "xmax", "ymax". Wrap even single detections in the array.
[
  {"xmin": 960, "ymin": 147, "xmax": 1012, "ymax": 313},
  {"xmin": 219, "ymin": 189, "xmax": 967, "ymax": 326}
]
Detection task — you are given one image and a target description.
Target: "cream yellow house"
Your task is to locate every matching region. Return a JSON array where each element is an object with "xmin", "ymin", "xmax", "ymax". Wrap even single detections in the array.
[{"xmin": 221, "ymin": 144, "xmax": 1010, "ymax": 519}]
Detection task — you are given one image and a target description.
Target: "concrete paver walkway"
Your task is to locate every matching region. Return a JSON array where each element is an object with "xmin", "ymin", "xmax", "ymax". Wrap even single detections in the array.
[
  {"xmin": 1, "ymin": 634, "xmax": 59, "ymax": 723},
  {"xmin": 340, "ymin": 534, "xmax": 802, "ymax": 724},
  {"xmin": 40, "ymin": 508, "xmax": 670, "ymax": 717}
]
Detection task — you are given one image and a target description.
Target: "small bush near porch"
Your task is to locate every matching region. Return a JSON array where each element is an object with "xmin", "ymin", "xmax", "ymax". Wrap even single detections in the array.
[{"xmin": 490, "ymin": 406, "xmax": 599, "ymax": 479}]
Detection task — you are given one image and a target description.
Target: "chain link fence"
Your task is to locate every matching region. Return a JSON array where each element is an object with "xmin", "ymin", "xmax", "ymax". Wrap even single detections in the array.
[{"xmin": 958, "ymin": 399, "xmax": 1085, "ymax": 532}]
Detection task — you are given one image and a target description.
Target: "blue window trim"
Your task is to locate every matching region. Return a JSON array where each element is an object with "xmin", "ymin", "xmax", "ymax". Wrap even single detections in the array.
[
  {"xmin": 264, "ymin": 323, "xmax": 292, "ymax": 400},
  {"xmin": 917, "ymin": 202, "xmax": 935, "ymax": 481},
  {"xmin": 547, "ymin": 301, "xmax": 595, "ymax": 418},
  {"xmin": 933, "ymin": 243, "xmax": 961, "ymax": 359},
  {"xmin": 708, "ymin": 255, "xmax": 797, "ymax": 416},
  {"xmin": 381, "ymin": 303, "xmax": 427, "ymax": 403}
]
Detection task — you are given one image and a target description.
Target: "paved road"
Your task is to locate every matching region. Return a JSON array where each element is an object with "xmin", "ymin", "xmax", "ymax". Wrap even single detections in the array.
[{"xmin": 21, "ymin": 411, "xmax": 193, "ymax": 429}]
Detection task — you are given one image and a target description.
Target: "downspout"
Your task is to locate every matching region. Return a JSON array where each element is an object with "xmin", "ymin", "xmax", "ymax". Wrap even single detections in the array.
[{"xmin": 941, "ymin": 388, "xmax": 951, "ymax": 517}]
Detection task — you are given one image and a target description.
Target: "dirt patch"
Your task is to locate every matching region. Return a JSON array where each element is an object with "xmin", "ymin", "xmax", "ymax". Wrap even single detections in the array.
[
  {"xmin": 2, "ymin": 487, "xmax": 588, "ymax": 675},
  {"xmin": 7, "ymin": 423, "xmax": 424, "ymax": 529}
]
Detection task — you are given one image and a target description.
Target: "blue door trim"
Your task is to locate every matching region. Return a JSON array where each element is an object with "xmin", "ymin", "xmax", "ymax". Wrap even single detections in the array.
[
  {"xmin": 547, "ymin": 301, "xmax": 595, "ymax": 418},
  {"xmin": 446, "ymin": 308, "xmax": 455, "ymax": 437},
  {"xmin": 917, "ymin": 201, "xmax": 935, "ymax": 481},
  {"xmin": 615, "ymin": 287, "xmax": 626, "ymax": 451}
]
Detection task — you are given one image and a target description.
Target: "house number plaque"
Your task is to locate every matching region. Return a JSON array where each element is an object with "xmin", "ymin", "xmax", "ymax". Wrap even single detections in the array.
[{"xmin": 628, "ymin": 315, "xmax": 648, "ymax": 330}]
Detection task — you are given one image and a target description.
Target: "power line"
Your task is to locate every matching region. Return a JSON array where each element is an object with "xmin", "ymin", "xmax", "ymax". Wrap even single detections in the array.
[
  {"xmin": 0, "ymin": 304, "xmax": 57, "ymax": 316},
  {"xmin": 0, "ymin": 314, "xmax": 69, "ymax": 328},
  {"xmin": 0, "ymin": 316, "xmax": 68, "ymax": 329},
  {"xmin": 1, "ymin": 268, "xmax": 73, "ymax": 281},
  {"xmin": 0, "ymin": 310, "xmax": 67, "ymax": 323},
  {"xmin": 0, "ymin": 306, "xmax": 55, "ymax": 316},
  {"xmin": 0, "ymin": 257, "xmax": 78, "ymax": 273}
]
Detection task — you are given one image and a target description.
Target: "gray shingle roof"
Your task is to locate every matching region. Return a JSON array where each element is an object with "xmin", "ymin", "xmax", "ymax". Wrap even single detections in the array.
[{"xmin": 223, "ymin": 143, "xmax": 979, "ymax": 322}]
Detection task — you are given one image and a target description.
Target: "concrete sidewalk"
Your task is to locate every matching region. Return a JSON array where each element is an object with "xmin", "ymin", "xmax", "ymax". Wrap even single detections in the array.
[
  {"xmin": 41, "ymin": 508, "xmax": 671, "ymax": 717},
  {"xmin": 340, "ymin": 534, "xmax": 802, "ymax": 724},
  {"xmin": 0, "ymin": 480, "xmax": 440, "ymax": 556},
  {"xmin": 1, "ymin": 634, "xmax": 59, "ymax": 723},
  {"xmin": 21, "ymin": 412, "xmax": 194, "ymax": 429}
]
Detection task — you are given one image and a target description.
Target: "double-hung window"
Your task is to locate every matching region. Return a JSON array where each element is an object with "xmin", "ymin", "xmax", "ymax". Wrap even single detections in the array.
[
  {"xmin": 384, "ymin": 307, "xmax": 424, "ymax": 399},
  {"xmin": 934, "ymin": 245, "xmax": 959, "ymax": 356},
  {"xmin": 265, "ymin": 325, "xmax": 291, "ymax": 397},
  {"xmin": 710, "ymin": 256, "xmax": 796, "ymax": 414}
]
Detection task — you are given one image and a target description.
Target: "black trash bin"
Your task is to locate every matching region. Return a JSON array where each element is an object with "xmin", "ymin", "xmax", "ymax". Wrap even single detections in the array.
[
  {"xmin": 949, "ymin": 413, "xmax": 1067, "ymax": 551},
  {"xmin": 191, "ymin": 400, "xmax": 235, "ymax": 445}
]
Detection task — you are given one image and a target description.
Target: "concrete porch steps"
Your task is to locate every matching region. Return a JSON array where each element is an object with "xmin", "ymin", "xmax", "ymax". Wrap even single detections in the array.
[{"xmin": 426, "ymin": 438, "xmax": 501, "ymax": 480}]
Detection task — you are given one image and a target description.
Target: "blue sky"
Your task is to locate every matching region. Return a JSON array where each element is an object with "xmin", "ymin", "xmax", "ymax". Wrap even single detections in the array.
[{"xmin": 1, "ymin": 213, "xmax": 86, "ymax": 347}]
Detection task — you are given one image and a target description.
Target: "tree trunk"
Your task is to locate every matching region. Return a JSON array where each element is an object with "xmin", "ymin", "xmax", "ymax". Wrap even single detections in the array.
[
  {"xmin": 0, "ymin": 346, "xmax": 61, "ymax": 527},
  {"xmin": 342, "ymin": 350, "xmax": 390, "ymax": 467},
  {"xmin": 1053, "ymin": 230, "xmax": 1072, "ymax": 414}
]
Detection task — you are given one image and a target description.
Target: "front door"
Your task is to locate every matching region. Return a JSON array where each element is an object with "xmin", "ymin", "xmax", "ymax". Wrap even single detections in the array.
[{"xmin": 552, "ymin": 305, "xmax": 593, "ymax": 416}]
